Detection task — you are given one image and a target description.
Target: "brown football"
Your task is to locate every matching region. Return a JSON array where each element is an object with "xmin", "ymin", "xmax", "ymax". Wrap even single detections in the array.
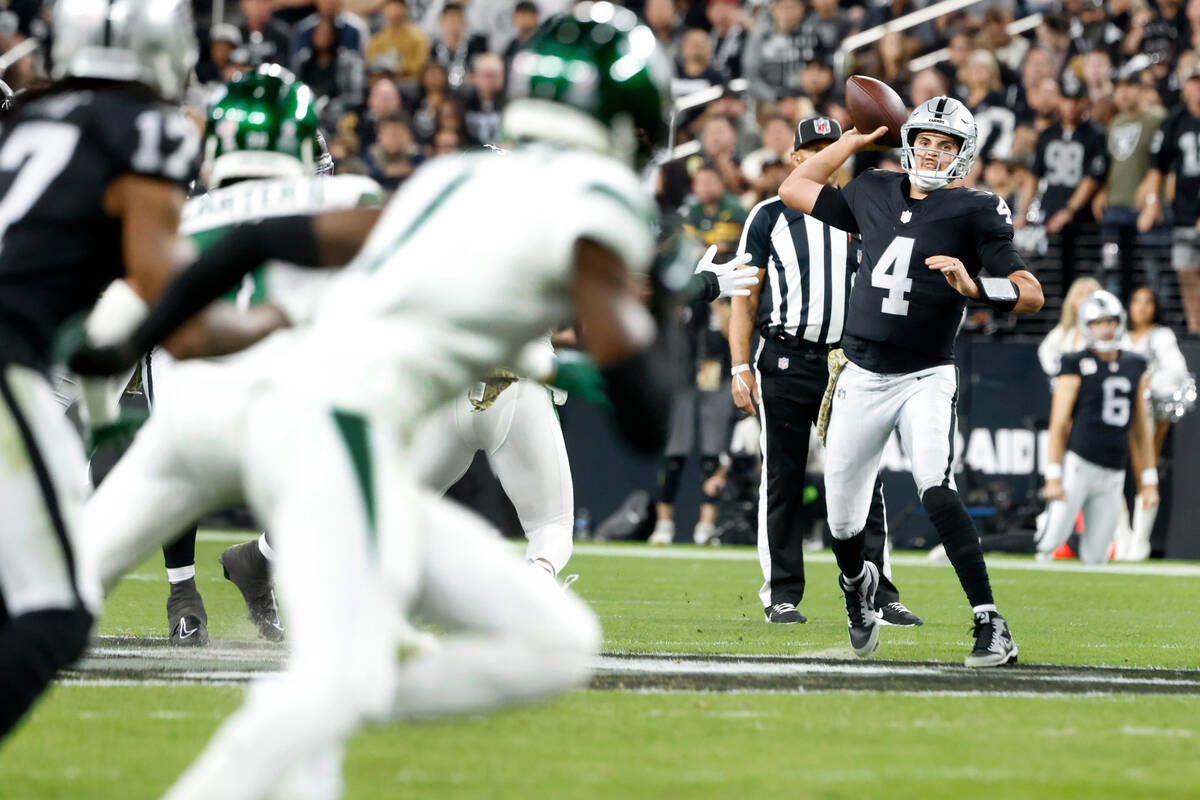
[{"xmin": 845, "ymin": 75, "xmax": 908, "ymax": 148}]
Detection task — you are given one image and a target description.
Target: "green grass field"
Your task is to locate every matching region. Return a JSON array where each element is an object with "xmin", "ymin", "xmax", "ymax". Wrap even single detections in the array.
[{"xmin": 2, "ymin": 534, "xmax": 1199, "ymax": 799}]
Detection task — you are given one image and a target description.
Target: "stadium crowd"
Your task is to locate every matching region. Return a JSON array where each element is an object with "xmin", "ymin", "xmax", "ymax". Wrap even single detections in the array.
[{"xmin": 1, "ymin": 0, "xmax": 1198, "ymax": 334}]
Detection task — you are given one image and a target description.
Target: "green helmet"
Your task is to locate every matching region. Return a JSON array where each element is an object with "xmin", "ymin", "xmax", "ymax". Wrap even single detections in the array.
[
  {"xmin": 503, "ymin": 1, "xmax": 672, "ymax": 166},
  {"xmin": 203, "ymin": 64, "xmax": 322, "ymax": 188}
]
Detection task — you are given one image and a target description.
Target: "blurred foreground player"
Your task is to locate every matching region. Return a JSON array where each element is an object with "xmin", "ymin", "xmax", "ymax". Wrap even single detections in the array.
[
  {"xmin": 71, "ymin": 5, "xmax": 677, "ymax": 797},
  {"xmin": 0, "ymin": 0, "xmax": 199, "ymax": 740},
  {"xmin": 779, "ymin": 97, "xmax": 1044, "ymax": 666},
  {"xmin": 1037, "ymin": 291, "xmax": 1157, "ymax": 564}
]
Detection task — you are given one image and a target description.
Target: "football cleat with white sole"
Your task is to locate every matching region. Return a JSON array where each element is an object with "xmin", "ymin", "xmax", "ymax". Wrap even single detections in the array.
[
  {"xmin": 648, "ymin": 520, "xmax": 674, "ymax": 545},
  {"xmin": 840, "ymin": 562, "xmax": 880, "ymax": 657},
  {"xmin": 877, "ymin": 601, "xmax": 923, "ymax": 627},
  {"xmin": 167, "ymin": 578, "xmax": 209, "ymax": 647},
  {"xmin": 965, "ymin": 611, "xmax": 1018, "ymax": 667}
]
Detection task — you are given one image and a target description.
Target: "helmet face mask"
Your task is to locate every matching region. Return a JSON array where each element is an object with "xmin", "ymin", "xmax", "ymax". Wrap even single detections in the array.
[
  {"xmin": 51, "ymin": 0, "xmax": 198, "ymax": 101},
  {"xmin": 1077, "ymin": 290, "xmax": 1126, "ymax": 353},
  {"xmin": 900, "ymin": 96, "xmax": 978, "ymax": 191},
  {"xmin": 501, "ymin": 1, "xmax": 671, "ymax": 166},
  {"xmin": 203, "ymin": 65, "xmax": 323, "ymax": 188}
]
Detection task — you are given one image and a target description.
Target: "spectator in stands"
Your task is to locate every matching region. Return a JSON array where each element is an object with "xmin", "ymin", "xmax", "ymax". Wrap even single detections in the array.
[
  {"xmin": 1038, "ymin": 276, "xmax": 1103, "ymax": 380},
  {"xmin": 681, "ymin": 162, "xmax": 746, "ymax": 254},
  {"xmin": 802, "ymin": 0, "xmax": 853, "ymax": 66},
  {"xmin": 976, "ymin": 8, "xmax": 1027, "ymax": 77},
  {"xmin": 366, "ymin": 111, "xmax": 424, "ymax": 189},
  {"xmin": 429, "ymin": 2, "xmax": 488, "ymax": 88},
  {"xmin": 859, "ymin": 31, "xmax": 913, "ymax": 100},
  {"xmin": 1067, "ymin": 0, "xmax": 1124, "ymax": 62},
  {"xmin": 1125, "ymin": 0, "xmax": 1184, "ymax": 66},
  {"xmin": 700, "ymin": 89, "xmax": 759, "ymax": 156},
  {"xmin": 645, "ymin": 0, "xmax": 684, "ymax": 59},
  {"xmin": 1140, "ymin": 67, "xmax": 1200, "ymax": 335},
  {"xmin": 1096, "ymin": 71, "xmax": 1166, "ymax": 302},
  {"xmin": 366, "ymin": 0, "xmax": 430, "ymax": 84},
  {"xmin": 431, "ymin": 128, "xmax": 463, "ymax": 155},
  {"xmin": 935, "ymin": 32, "xmax": 971, "ymax": 98},
  {"xmin": 742, "ymin": 114, "xmax": 794, "ymax": 188},
  {"xmin": 296, "ymin": 15, "xmax": 365, "ymax": 117},
  {"xmin": 909, "ymin": 68, "xmax": 948, "ymax": 108},
  {"xmin": 355, "ymin": 76, "xmax": 404, "ymax": 150},
  {"xmin": 410, "ymin": 60, "xmax": 451, "ymax": 143},
  {"xmin": 200, "ymin": 25, "xmax": 242, "ymax": 87},
  {"xmin": 240, "ymin": 0, "xmax": 293, "ymax": 66},
  {"xmin": 292, "ymin": 0, "xmax": 371, "ymax": 67},
  {"xmin": 964, "ymin": 49, "xmax": 1015, "ymax": 167},
  {"xmin": 743, "ymin": 0, "xmax": 807, "ymax": 102},
  {"xmin": 798, "ymin": 60, "xmax": 836, "ymax": 112},
  {"xmin": 462, "ymin": 51, "xmax": 504, "ymax": 145},
  {"xmin": 1015, "ymin": 47, "xmax": 1056, "ymax": 125},
  {"xmin": 698, "ymin": 113, "xmax": 746, "ymax": 195},
  {"xmin": 707, "ymin": 0, "xmax": 747, "ymax": 81},
  {"xmin": 329, "ymin": 132, "xmax": 371, "ymax": 175},
  {"xmin": 1025, "ymin": 76, "xmax": 1108, "ymax": 289},
  {"xmin": 435, "ymin": 94, "xmax": 478, "ymax": 147},
  {"xmin": 1035, "ymin": 13, "xmax": 1071, "ymax": 77},
  {"xmin": 1186, "ymin": 0, "xmax": 1200, "ymax": 52},
  {"xmin": 1083, "ymin": 50, "xmax": 1116, "ymax": 123},
  {"xmin": 673, "ymin": 28, "xmax": 724, "ymax": 100},
  {"xmin": 502, "ymin": 1, "xmax": 540, "ymax": 76}
]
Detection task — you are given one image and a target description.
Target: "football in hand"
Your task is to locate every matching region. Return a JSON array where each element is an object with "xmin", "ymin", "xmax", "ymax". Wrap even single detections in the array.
[{"xmin": 845, "ymin": 75, "xmax": 908, "ymax": 148}]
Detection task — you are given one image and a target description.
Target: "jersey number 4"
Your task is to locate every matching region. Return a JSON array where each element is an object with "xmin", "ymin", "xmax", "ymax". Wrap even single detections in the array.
[{"xmin": 872, "ymin": 236, "xmax": 914, "ymax": 316}]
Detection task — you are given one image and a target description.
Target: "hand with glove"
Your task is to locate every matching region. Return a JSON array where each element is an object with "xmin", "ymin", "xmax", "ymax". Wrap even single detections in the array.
[{"xmin": 692, "ymin": 245, "xmax": 758, "ymax": 300}]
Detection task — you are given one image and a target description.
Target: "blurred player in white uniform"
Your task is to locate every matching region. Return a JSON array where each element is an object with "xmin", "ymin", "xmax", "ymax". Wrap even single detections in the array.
[
  {"xmin": 70, "ymin": 5, "xmax": 682, "ymax": 798},
  {"xmin": 1038, "ymin": 291, "xmax": 1158, "ymax": 564}
]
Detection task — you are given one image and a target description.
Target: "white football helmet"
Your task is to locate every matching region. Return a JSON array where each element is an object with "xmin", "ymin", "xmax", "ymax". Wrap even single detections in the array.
[
  {"xmin": 51, "ymin": 0, "xmax": 198, "ymax": 101},
  {"xmin": 900, "ymin": 96, "xmax": 978, "ymax": 191},
  {"xmin": 1077, "ymin": 290, "xmax": 1126, "ymax": 353}
]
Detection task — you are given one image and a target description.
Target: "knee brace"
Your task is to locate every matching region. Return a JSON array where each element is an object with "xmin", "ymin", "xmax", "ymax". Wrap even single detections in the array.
[{"xmin": 656, "ymin": 456, "xmax": 685, "ymax": 504}]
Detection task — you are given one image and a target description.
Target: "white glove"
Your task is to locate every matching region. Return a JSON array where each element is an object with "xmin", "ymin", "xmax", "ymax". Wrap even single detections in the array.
[{"xmin": 695, "ymin": 244, "xmax": 758, "ymax": 298}]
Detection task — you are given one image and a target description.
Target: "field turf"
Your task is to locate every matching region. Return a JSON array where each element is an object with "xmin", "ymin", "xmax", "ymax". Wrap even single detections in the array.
[{"xmin": 2, "ymin": 534, "xmax": 1198, "ymax": 799}]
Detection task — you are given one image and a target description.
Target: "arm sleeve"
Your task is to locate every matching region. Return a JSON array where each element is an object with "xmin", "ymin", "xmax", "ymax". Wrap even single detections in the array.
[
  {"xmin": 811, "ymin": 185, "xmax": 860, "ymax": 233},
  {"xmin": 122, "ymin": 216, "xmax": 321, "ymax": 357},
  {"xmin": 974, "ymin": 195, "xmax": 1027, "ymax": 276}
]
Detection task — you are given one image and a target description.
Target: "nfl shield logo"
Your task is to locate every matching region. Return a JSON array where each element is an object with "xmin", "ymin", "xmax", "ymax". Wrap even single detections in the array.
[
  {"xmin": 778, "ymin": 357, "xmax": 789, "ymax": 370},
  {"xmin": 814, "ymin": 118, "xmax": 832, "ymax": 135},
  {"xmin": 901, "ymin": 210, "xmax": 912, "ymax": 223}
]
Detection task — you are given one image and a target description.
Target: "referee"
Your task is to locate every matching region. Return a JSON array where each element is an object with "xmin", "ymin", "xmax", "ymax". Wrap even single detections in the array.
[{"xmin": 729, "ymin": 117, "xmax": 921, "ymax": 626}]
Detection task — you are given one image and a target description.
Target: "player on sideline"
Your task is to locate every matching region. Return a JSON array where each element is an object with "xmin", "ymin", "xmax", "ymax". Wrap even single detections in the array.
[
  {"xmin": 1037, "ymin": 291, "xmax": 1157, "ymax": 564},
  {"xmin": 70, "ymin": 5, "xmax": 682, "ymax": 796},
  {"xmin": 778, "ymin": 97, "xmax": 1044, "ymax": 666},
  {"xmin": 0, "ymin": 0, "xmax": 205, "ymax": 739}
]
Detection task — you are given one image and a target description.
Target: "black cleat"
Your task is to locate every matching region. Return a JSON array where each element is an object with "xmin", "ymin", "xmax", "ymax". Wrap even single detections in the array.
[
  {"xmin": 840, "ymin": 562, "xmax": 880, "ymax": 657},
  {"xmin": 167, "ymin": 578, "xmax": 209, "ymax": 647},
  {"xmin": 219, "ymin": 541, "xmax": 284, "ymax": 642},
  {"xmin": 877, "ymin": 601, "xmax": 924, "ymax": 627},
  {"xmin": 764, "ymin": 603, "xmax": 807, "ymax": 624},
  {"xmin": 965, "ymin": 611, "xmax": 1018, "ymax": 667}
]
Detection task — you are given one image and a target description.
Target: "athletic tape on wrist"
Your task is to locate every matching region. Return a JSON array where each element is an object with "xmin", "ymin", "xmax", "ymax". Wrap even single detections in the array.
[
  {"xmin": 1141, "ymin": 468, "xmax": 1159, "ymax": 487},
  {"xmin": 1044, "ymin": 463, "xmax": 1063, "ymax": 481}
]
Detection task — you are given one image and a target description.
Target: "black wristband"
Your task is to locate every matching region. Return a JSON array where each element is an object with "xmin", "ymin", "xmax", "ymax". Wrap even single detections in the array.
[
  {"xmin": 977, "ymin": 277, "xmax": 1019, "ymax": 313},
  {"xmin": 601, "ymin": 347, "xmax": 672, "ymax": 455},
  {"xmin": 694, "ymin": 270, "xmax": 722, "ymax": 303},
  {"xmin": 126, "ymin": 215, "xmax": 319, "ymax": 355}
]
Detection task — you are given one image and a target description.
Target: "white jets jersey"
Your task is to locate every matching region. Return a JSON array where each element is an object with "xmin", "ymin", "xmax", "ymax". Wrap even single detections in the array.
[
  {"xmin": 277, "ymin": 145, "xmax": 657, "ymax": 426},
  {"xmin": 181, "ymin": 173, "xmax": 385, "ymax": 315}
]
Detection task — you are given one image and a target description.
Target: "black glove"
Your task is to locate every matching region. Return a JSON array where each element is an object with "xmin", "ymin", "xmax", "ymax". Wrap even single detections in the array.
[{"xmin": 67, "ymin": 341, "xmax": 137, "ymax": 377}]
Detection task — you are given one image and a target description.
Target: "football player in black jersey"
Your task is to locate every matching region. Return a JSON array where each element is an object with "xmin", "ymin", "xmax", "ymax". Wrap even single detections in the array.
[
  {"xmin": 0, "ymin": 0, "xmax": 242, "ymax": 740},
  {"xmin": 1037, "ymin": 291, "xmax": 1157, "ymax": 564},
  {"xmin": 778, "ymin": 97, "xmax": 1044, "ymax": 667}
]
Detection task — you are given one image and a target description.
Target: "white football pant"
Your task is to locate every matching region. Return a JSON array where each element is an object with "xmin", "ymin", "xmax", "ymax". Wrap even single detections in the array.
[
  {"xmin": 1036, "ymin": 450, "xmax": 1124, "ymax": 565},
  {"xmin": 412, "ymin": 379, "xmax": 573, "ymax": 573},
  {"xmin": 81, "ymin": 359, "xmax": 598, "ymax": 800},
  {"xmin": 824, "ymin": 362, "xmax": 958, "ymax": 539}
]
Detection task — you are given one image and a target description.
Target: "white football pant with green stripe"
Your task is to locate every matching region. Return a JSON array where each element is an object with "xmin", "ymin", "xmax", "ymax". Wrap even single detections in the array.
[
  {"xmin": 413, "ymin": 378, "xmax": 574, "ymax": 573},
  {"xmin": 81, "ymin": 359, "xmax": 600, "ymax": 800}
]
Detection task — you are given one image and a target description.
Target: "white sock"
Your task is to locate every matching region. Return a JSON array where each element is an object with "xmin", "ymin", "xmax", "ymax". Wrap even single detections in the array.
[
  {"xmin": 167, "ymin": 565, "xmax": 196, "ymax": 584},
  {"xmin": 693, "ymin": 522, "xmax": 715, "ymax": 543},
  {"xmin": 258, "ymin": 533, "xmax": 275, "ymax": 562},
  {"xmin": 972, "ymin": 603, "xmax": 997, "ymax": 616}
]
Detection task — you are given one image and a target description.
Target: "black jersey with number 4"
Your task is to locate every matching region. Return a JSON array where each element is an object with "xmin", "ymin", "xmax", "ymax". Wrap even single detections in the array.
[
  {"xmin": 814, "ymin": 169, "xmax": 1027, "ymax": 373},
  {"xmin": 0, "ymin": 82, "xmax": 199, "ymax": 372},
  {"xmin": 1060, "ymin": 350, "xmax": 1147, "ymax": 470}
]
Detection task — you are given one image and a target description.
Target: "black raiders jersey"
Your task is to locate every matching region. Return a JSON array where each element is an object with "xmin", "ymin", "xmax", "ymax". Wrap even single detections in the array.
[
  {"xmin": 1151, "ymin": 106, "xmax": 1200, "ymax": 225},
  {"xmin": 1060, "ymin": 350, "xmax": 1147, "ymax": 470},
  {"xmin": 816, "ymin": 169, "xmax": 1026, "ymax": 373},
  {"xmin": 0, "ymin": 82, "xmax": 198, "ymax": 372},
  {"xmin": 1031, "ymin": 121, "xmax": 1108, "ymax": 219}
]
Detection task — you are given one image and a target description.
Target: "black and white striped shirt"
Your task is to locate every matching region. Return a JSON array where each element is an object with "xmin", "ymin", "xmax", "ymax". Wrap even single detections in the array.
[{"xmin": 738, "ymin": 195, "xmax": 855, "ymax": 345}]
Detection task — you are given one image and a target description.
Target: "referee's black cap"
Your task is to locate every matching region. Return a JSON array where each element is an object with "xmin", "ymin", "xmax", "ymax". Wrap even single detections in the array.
[{"xmin": 794, "ymin": 116, "xmax": 842, "ymax": 150}]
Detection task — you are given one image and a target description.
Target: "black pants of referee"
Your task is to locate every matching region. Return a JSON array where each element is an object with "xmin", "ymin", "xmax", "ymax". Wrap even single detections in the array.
[{"xmin": 755, "ymin": 337, "xmax": 900, "ymax": 612}]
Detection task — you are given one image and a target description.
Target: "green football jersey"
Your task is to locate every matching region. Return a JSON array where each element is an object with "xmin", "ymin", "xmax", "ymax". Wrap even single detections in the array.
[{"xmin": 180, "ymin": 174, "xmax": 384, "ymax": 307}]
